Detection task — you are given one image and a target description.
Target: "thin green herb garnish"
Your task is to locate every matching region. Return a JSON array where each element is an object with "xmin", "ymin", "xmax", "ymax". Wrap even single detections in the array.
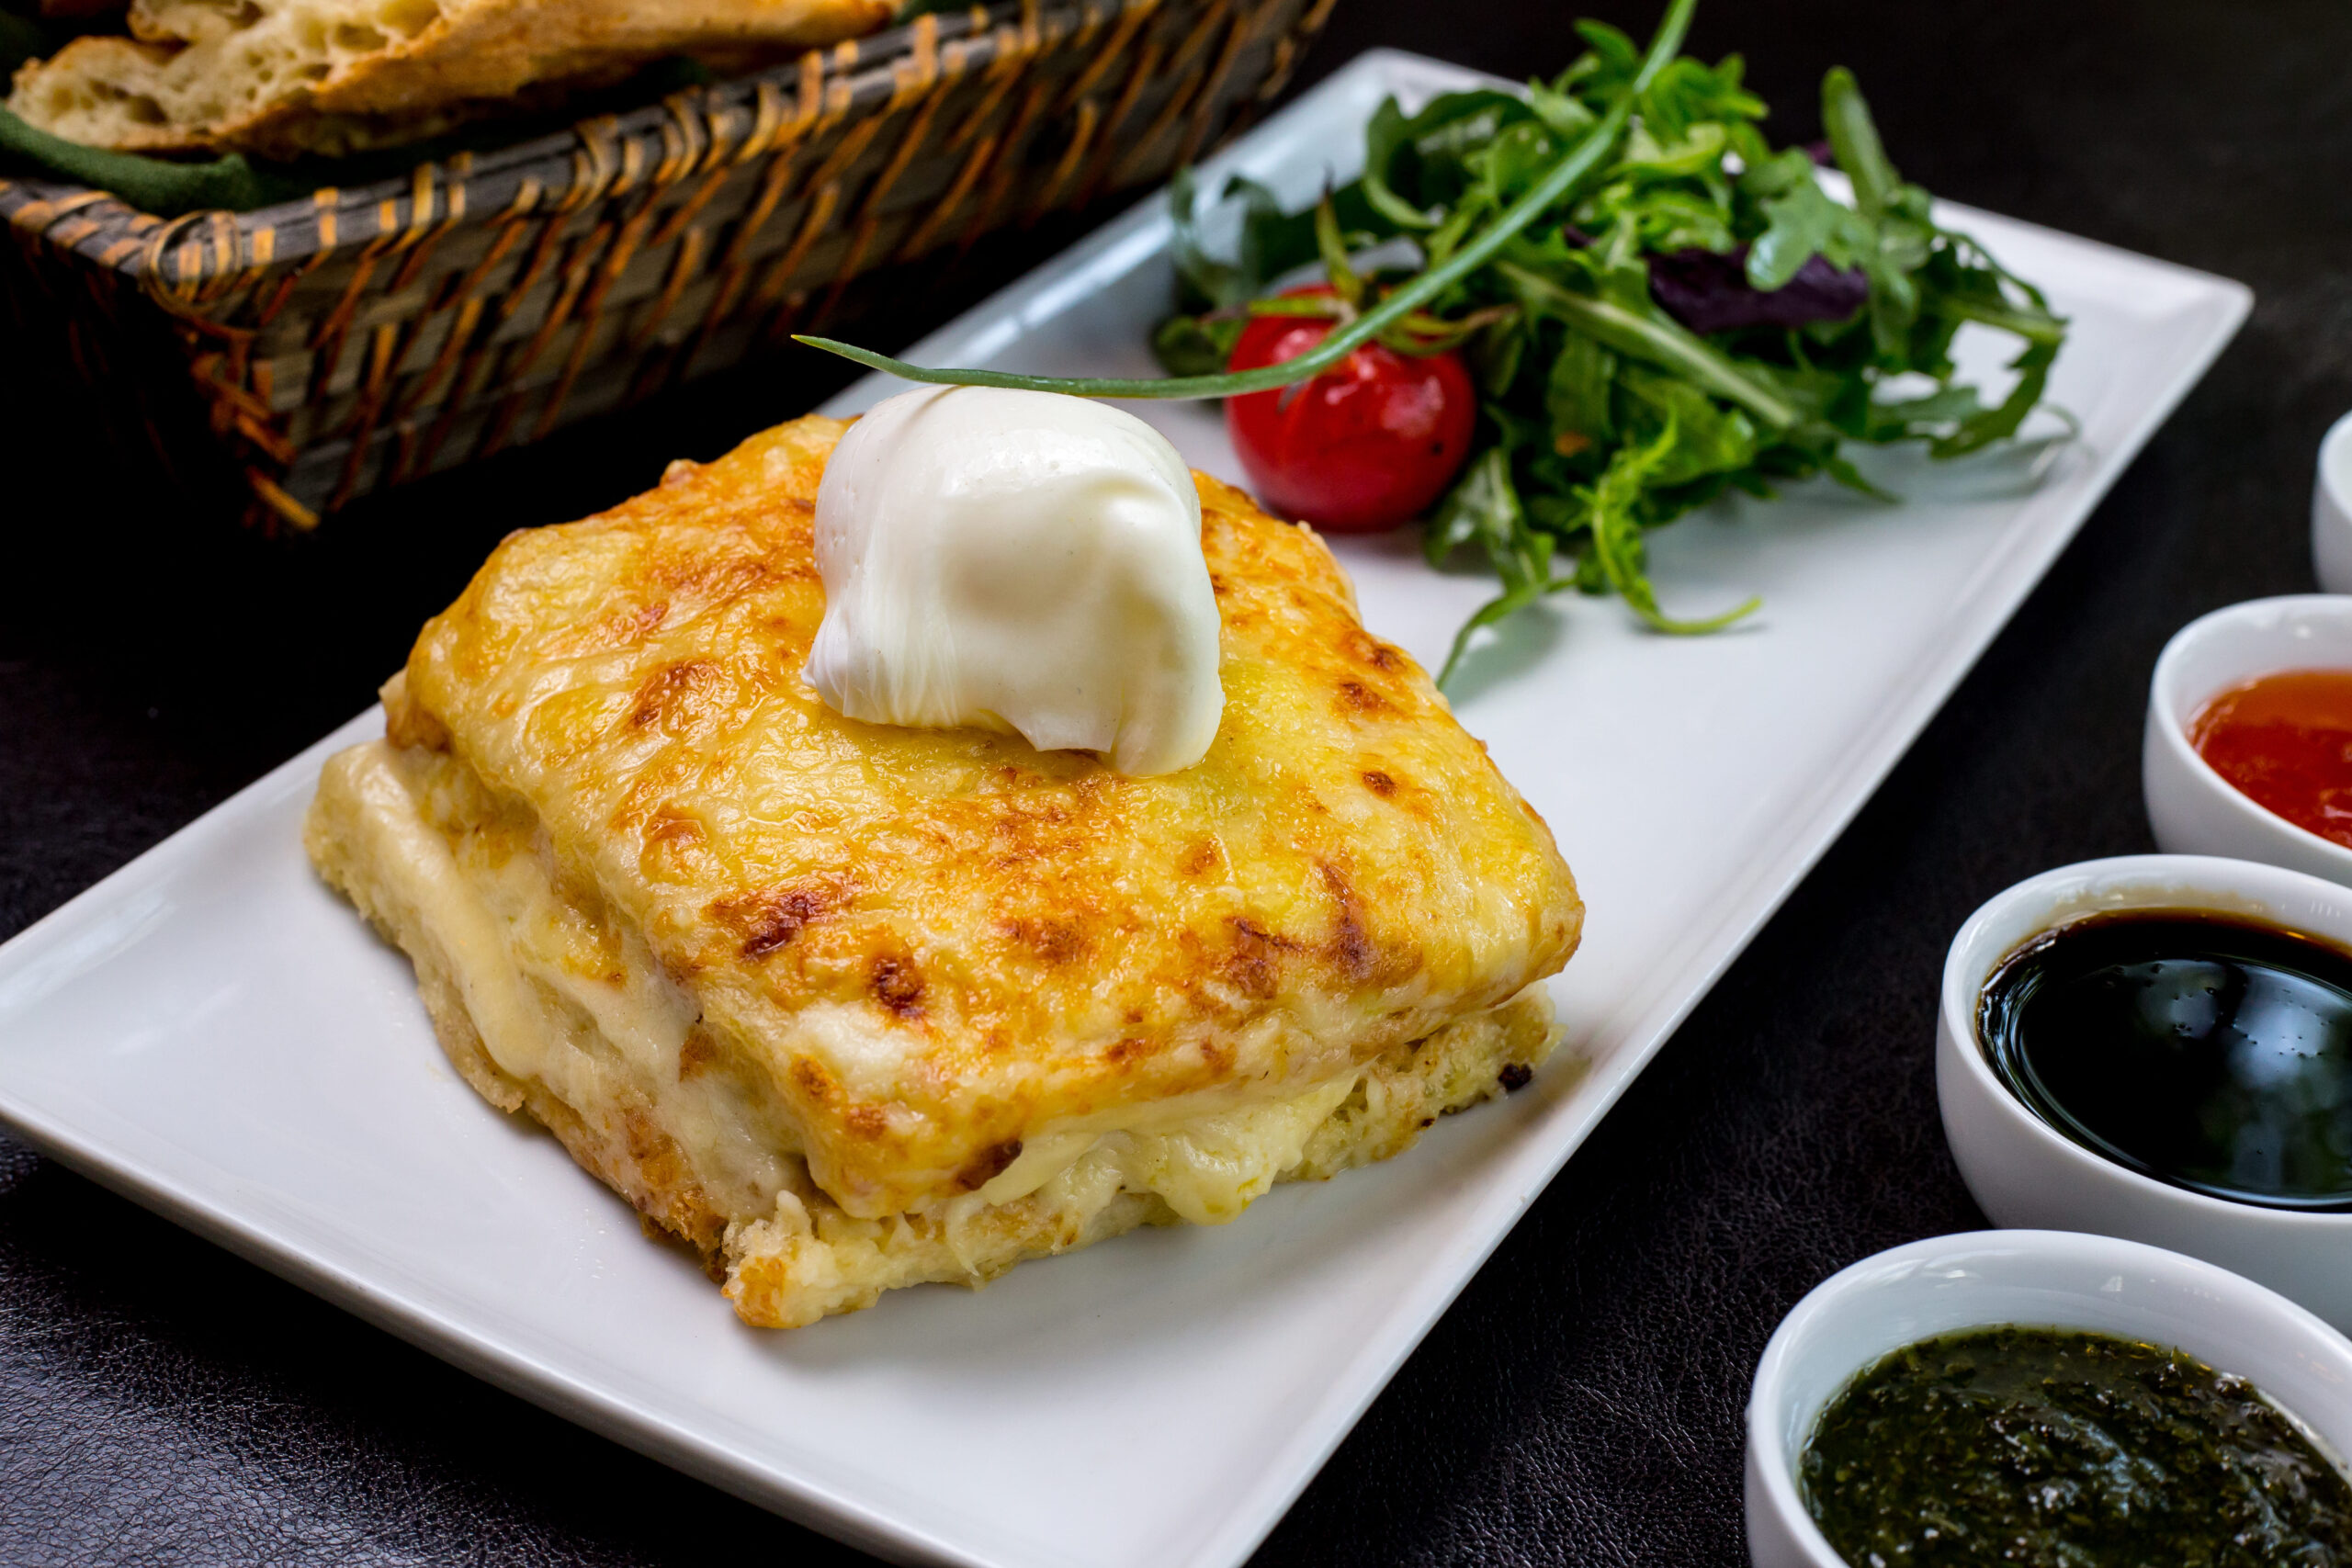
[
  {"xmin": 795, "ymin": 0, "xmax": 2068, "ymax": 687},
  {"xmin": 797, "ymin": 0, "xmax": 1699, "ymax": 400}
]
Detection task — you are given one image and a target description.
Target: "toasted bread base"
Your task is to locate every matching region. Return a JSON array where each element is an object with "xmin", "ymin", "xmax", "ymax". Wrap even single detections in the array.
[{"xmin": 307, "ymin": 733, "xmax": 1559, "ymax": 1328}]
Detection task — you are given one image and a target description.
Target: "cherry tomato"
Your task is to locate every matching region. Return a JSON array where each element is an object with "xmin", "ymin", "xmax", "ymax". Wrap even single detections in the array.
[{"xmin": 1224, "ymin": 285, "xmax": 1477, "ymax": 534}]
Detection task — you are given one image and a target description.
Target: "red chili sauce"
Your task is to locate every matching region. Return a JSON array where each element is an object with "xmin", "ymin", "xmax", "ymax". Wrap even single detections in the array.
[{"xmin": 2191, "ymin": 668, "xmax": 2352, "ymax": 849}]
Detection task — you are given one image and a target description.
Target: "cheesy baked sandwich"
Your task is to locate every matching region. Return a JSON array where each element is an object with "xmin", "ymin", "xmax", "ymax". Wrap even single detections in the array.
[
  {"xmin": 305, "ymin": 412, "xmax": 1583, "ymax": 1327},
  {"xmin": 8, "ymin": 0, "xmax": 895, "ymax": 156}
]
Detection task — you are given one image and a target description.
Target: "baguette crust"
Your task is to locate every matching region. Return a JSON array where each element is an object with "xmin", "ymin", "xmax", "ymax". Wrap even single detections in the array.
[{"xmin": 8, "ymin": 0, "xmax": 894, "ymax": 155}]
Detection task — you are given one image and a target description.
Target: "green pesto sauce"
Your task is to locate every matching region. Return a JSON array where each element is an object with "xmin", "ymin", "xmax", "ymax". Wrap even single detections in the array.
[{"xmin": 1801, "ymin": 1326, "xmax": 2352, "ymax": 1567}]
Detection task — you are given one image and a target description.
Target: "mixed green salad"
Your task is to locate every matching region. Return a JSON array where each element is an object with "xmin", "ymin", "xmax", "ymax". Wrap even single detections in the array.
[{"xmin": 801, "ymin": 0, "xmax": 2069, "ymax": 683}]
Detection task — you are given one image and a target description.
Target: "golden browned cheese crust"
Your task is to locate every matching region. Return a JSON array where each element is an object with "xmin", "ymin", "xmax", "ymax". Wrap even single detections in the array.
[{"xmin": 390, "ymin": 414, "xmax": 1582, "ymax": 1220}]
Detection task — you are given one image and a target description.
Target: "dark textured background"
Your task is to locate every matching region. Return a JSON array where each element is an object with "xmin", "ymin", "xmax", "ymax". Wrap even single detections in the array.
[{"xmin": 0, "ymin": 0, "xmax": 2338, "ymax": 1561}]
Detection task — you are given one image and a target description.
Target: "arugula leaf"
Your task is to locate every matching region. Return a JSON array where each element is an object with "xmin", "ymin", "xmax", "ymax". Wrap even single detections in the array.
[
  {"xmin": 1467, "ymin": 118, "xmax": 1576, "ymax": 214},
  {"xmin": 1820, "ymin": 66, "xmax": 1900, "ymax": 220},
  {"xmin": 1637, "ymin": 51, "xmax": 1767, "ymax": 141},
  {"xmin": 1468, "ymin": 312, "xmax": 1529, "ymax": 397},
  {"xmin": 1168, "ymin": 169, "xmax": 1289, "ymax": 310},
  {"xmin": 1426, "ymin": 443, "xmax": 1517, "ymax": 567},
  {"xmin": 1618, "ymin": 365, "xmax": 1758, "ymax": 484},
  {"xmin": 1150, "ymin": 312, "xmax": 1244, "ymax": 378},
  {"xmin": 1860, "ymin": 382, "xmax": 1983, "ymax": 438},
  {"xmin": 1544, "ymin": 331, "xmax": 1618, "ymax": 445},
  {"xmin": 1743, "ymin": 150, "xmax": 1871, "ymax": 290},
  {"xmin": 1313, "ymin": 194, "xmax": 1366, "ymax": 308},
  {"xmin": 1581, "ymin": 423, "xmax": 1761, "ymax": 633},
  {"xmin": 1932, "ymin": 336, "xmax": 2058, "ymax": 457},
  {"xmin": 1495, "ymin": 258, "xmax": 1801, "ymax": 431},
  {"xmin": 1564, "ymin": 19, "xmax": 1644, "ymax": 96},
  {"xmin": 1432, "ymin": 447, "xmax": 1566, "ymax": 684},
  {"xmin": 1525, "ymin": 79, "xmax": 1599, "ymax": 141},
  {"xmin": 1363, "ymin": 90, "xmax": 1532, "ymax": 231},
  {"xmin": 1619, "ymin": 119, "xmax": 1728, "ymax": 179},
  {"xmin": 1168, "ymin": 168, "xmax": 1245, "ymax": 311}
]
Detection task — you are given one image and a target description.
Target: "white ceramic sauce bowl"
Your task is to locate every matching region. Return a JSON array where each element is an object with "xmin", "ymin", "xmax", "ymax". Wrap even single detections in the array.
[
  {"xmin": 2313, "ymin": 412, "xmax": 2352, "ymax": 593},
  {"xmin": 2144, "ymin": 594, "xmax": 2352, "ymax": 885},
  {"xmin": 1745, "ymin": 1229, "xmax": 2352, "ymax": 1568},
  {"xmin": 1938, "ymin": 852, "xmax": 2352, "ymax": 1331}
]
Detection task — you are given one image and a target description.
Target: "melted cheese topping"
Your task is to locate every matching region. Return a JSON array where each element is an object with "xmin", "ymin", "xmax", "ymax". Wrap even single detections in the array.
[{"xmin": 392, "ymin": 413, "xmax": 1584, "ymax": 1219}]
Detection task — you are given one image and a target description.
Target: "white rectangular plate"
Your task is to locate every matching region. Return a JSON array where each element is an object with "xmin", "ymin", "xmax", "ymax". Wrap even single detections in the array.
[{"xmin": 0, "ymin": 50, "xmax": 2246, "ymax": 1568}]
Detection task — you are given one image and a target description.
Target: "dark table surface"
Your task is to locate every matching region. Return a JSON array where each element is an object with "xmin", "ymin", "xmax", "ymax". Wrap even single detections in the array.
[{"xmin": 0, "ymin": 0, "xmax": 2340, "ymax": 1561}]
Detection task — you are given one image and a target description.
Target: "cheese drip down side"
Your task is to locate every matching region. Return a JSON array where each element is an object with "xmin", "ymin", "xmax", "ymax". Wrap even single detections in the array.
[{"xmin": 804, "ymin": 387, "xmax": 1226, "ymax": 776}]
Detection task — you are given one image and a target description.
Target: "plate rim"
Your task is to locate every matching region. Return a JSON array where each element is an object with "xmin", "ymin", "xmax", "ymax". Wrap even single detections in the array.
[
  {"xmin": 811, "ymin": 57, "xmax": 2251, "ymax": 1563},
  {"xmin": 0, "ymin": 47, "xmax": 2253, "ymax": 1568}
]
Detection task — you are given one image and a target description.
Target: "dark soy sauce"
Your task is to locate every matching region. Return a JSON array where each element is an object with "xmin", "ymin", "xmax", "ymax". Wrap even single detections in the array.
[{"xmin": 1979, "ymin": 911, "xmax": 2352, "ymax": 1211}]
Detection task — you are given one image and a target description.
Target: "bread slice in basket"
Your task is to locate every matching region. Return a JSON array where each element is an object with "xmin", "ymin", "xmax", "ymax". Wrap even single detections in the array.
[{"xmin": 7, "ymin": 0, "xmax": 897, "ymax": 156}]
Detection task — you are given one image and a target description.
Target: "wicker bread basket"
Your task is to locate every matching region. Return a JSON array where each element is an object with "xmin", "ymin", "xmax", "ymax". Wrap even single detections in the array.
[{"xmin": 0, "ymin": 0, "xmax": 1332, "ymax": 530}]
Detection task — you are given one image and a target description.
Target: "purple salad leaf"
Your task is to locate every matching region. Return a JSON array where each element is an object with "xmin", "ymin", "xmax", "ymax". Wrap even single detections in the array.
[{"xmin": 1647, "ymin": 244, "xmax": 1868, "ymax": 335}]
